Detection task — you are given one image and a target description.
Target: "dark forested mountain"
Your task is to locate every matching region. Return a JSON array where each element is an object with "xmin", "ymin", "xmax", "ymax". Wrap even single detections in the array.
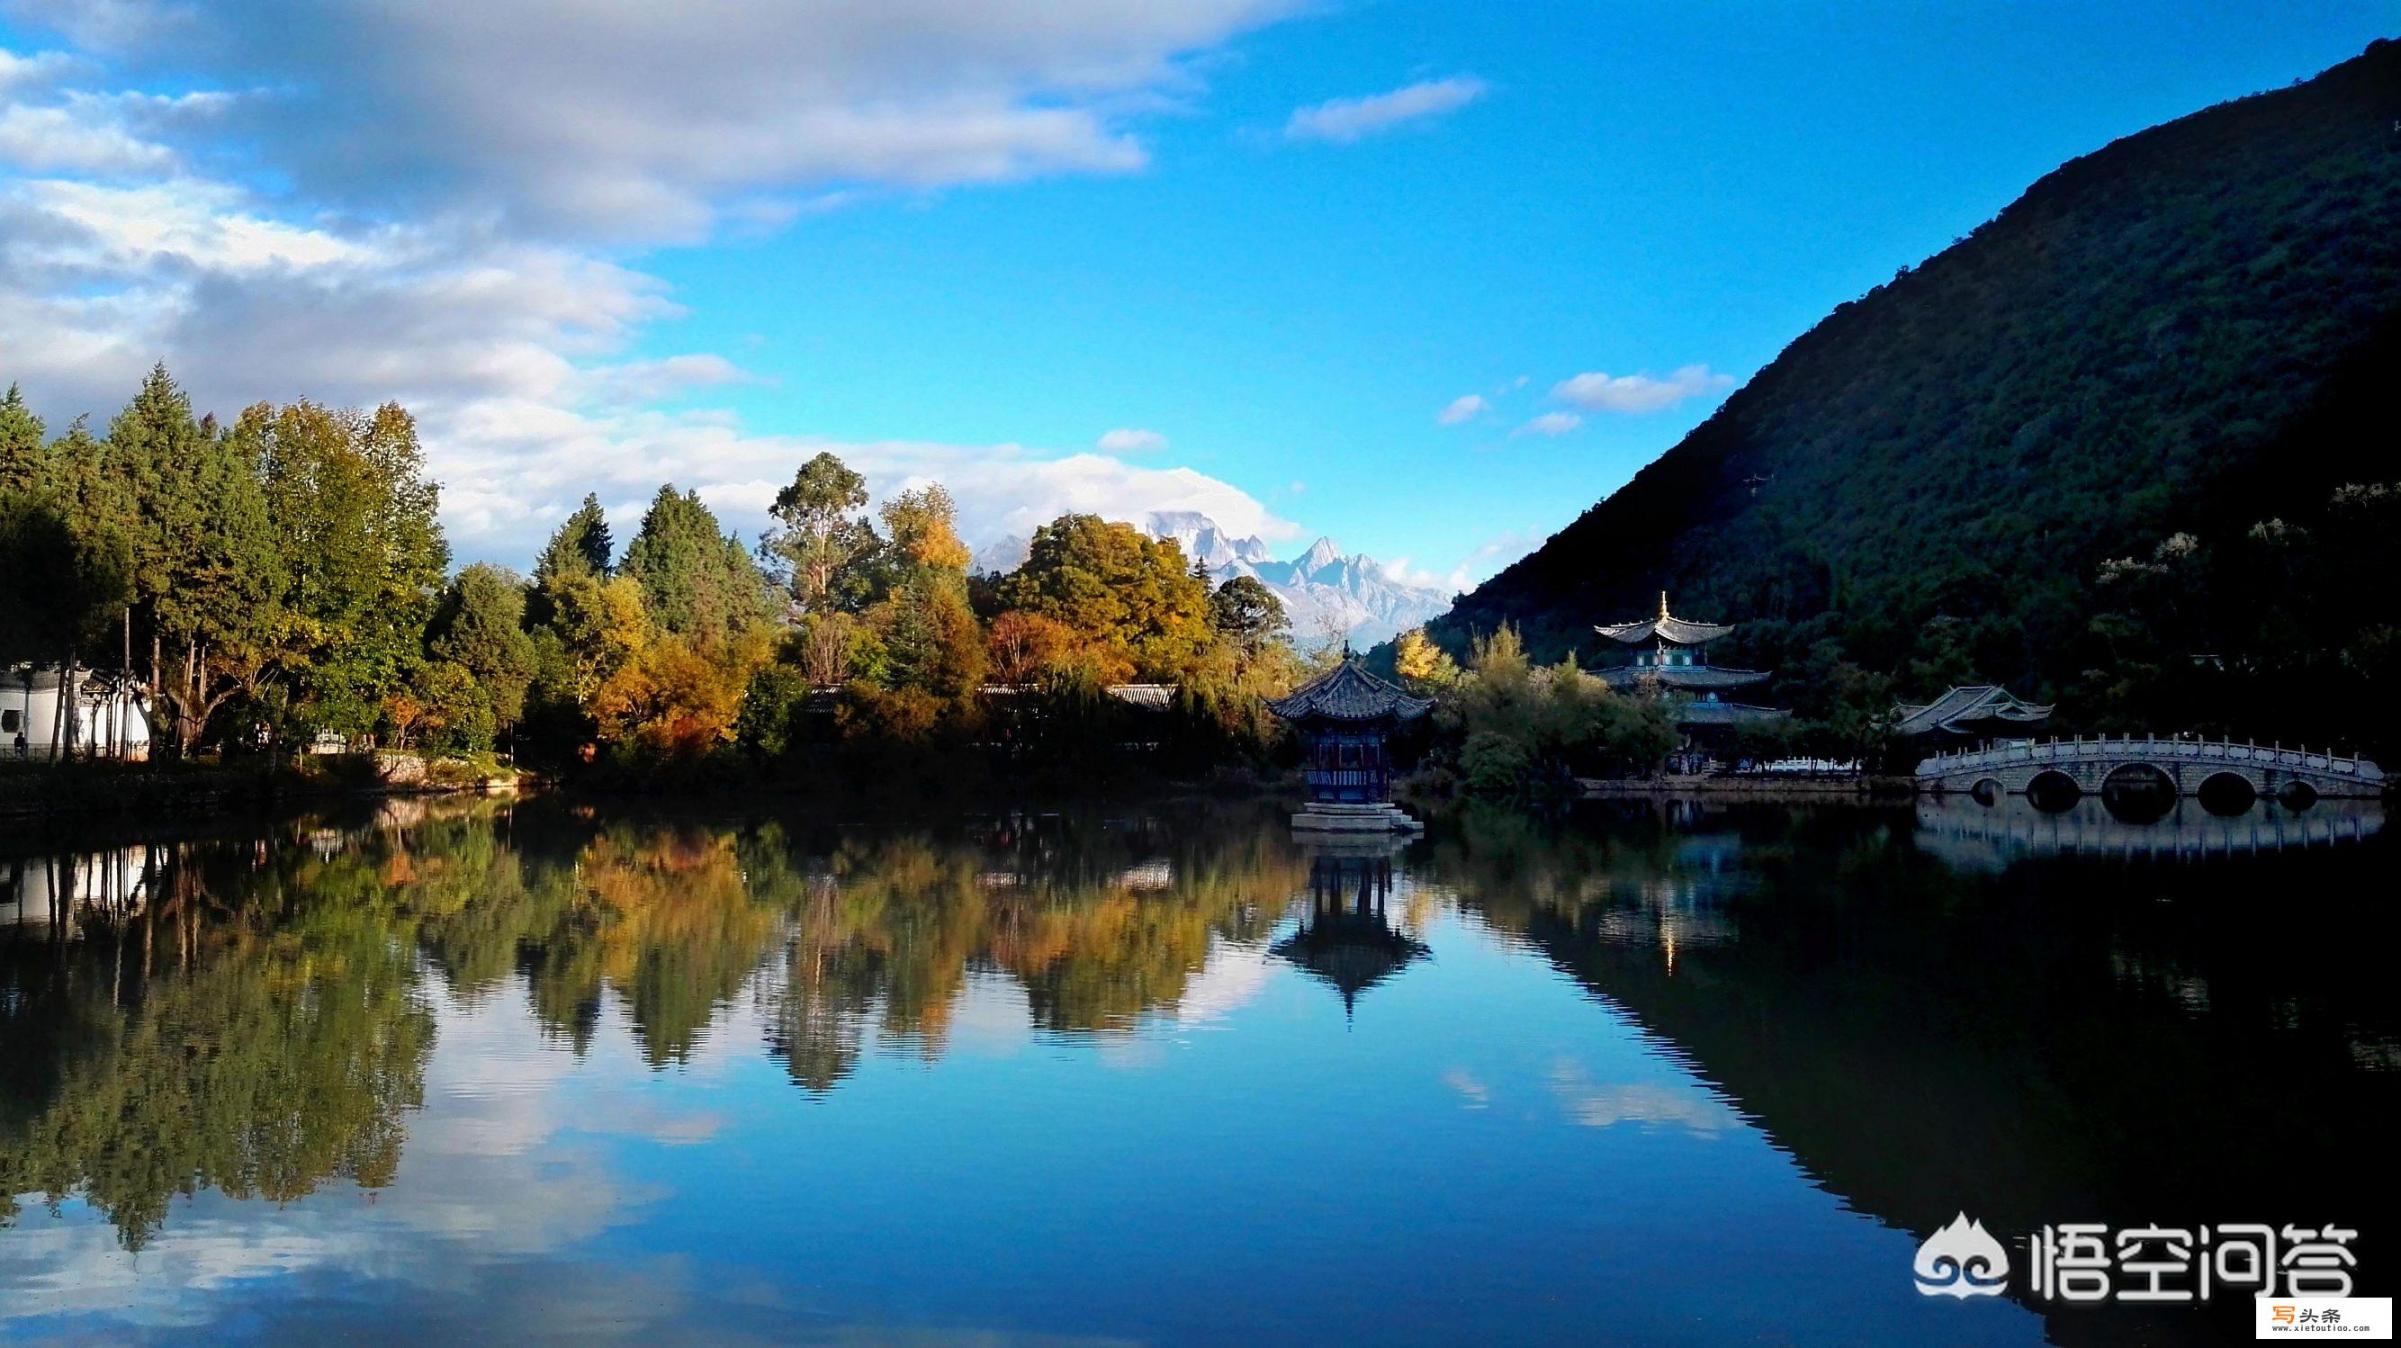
[{"xmin": 1431, "ymin": 40, "xmax": 2401, "ymax": 752}]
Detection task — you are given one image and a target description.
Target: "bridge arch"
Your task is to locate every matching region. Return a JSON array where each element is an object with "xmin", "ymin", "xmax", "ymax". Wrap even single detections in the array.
[
  {"xmin": 2196, "ymin": 770, "xmax": 2258, "ymax": 816},
  {"xmin": 2100, "ymin": 762, "xmax": 2176, "ymax": 823},
  {"xmin": 2025, "ymin": 769, "xmax": 2081, "ymax": 812},
  {"xmin": 1969, "ymin": 777, "xmax": 2003, "ymax": 804},
  {"xmin": 2277, "ymin": 779, "xmax": 2319, "ymax": 809}
]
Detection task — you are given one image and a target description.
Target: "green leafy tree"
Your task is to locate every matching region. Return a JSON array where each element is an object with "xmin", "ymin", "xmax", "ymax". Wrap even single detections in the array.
[
  {"xmin": 863, "ymin": 484, "xmax": 984, "ymax": 703},
  {"xmin": 1438, "ymin": 626, "xmax": 1674, "ymax": 799},
  {"xmin": 131, "ymin": 408, "xmax": 283, "ymax": 754},
  {"xmin": 249, "ymin": 400, "xmax": 448, "ymax": 740},
  {"xmin": 992, "ymin": 514, "xmax": 1211, "ymax": 681},
  {"xmin": 762, "ymin": 451, "xmax": 882, "ymax": 614},
  {"xmin": 1208, "ymin": 574, "xmax": 1288, "ymax": 659},
  {"xmin": 427, "ymin": 564, "xmax": 540, "ymax": 738}
]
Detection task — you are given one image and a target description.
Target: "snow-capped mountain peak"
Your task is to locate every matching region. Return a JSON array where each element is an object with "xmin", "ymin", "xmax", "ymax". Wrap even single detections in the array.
[
  {"xmin": 1294, "ymin": 536, "xmax": 1344, "ymax": 576},
  {"xmin": 1165, "ymin": 519, "xmax": 1450, "ymax": 645},
  {"xmin": 1145, "ymin": 511, "xmax": 1273, "ymax": 572}
]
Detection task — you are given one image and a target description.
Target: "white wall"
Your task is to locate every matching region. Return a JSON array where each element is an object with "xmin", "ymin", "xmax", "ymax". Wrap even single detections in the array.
[{"xmin": 2, "ymin": 670, "xmax": 153, "ymax": 760}]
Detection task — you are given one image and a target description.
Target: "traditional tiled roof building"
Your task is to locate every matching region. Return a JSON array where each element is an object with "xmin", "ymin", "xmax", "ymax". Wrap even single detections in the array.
[
  {"xmin": 1266, "ymin": 656, "xmax": 1430, "ymax": 834},
  {"xmin": 1595, "ymin": 593, "xmax": 1785, "ymax": 728},
  {"xmin": 1891, "ymin": 685, "xmax": 2053, "ymax": 742}
]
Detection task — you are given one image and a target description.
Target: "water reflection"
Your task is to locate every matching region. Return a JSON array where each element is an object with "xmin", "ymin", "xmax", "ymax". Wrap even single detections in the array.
[
  {"xmin": 0, "ymin": 794, "xmax": 2390, "ymax": 1345},
  {"xmin": 1916, "ymin": 792, "xmax": 2384, "ymax": 872},
  {"xmin": 1269, "ymin": 850, "xmax": 1430, "ymax": 1014},
  {"xmin": 1422, "ymin": 799, "xmax": 2395, "ymax": 1346}
]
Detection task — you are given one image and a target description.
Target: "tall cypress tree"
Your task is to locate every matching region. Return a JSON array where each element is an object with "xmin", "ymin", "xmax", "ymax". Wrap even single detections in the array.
[
  {"xmin": 620, "ymin": 485, "xmax": 772, "ymax": 647},
  {"xmin": 0, "ymin": 384, "xmax": 47, "ymax": 496},
  {"xmin": 102, "ymin": 365, "xmax": 208, "ymax": 678},
  {"xmin": 534, "ymin": 493, "xmax": 613, "ymax": 583}
]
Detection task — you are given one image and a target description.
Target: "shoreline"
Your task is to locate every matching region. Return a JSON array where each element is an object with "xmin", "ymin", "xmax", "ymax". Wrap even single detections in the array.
[
  {"xmin": 1576, "ymin": 775, "xmax": 1918, "ymax": 800},
  {"xmin": 0, "ymin": 757, "xmax": 521, "ymax": 827}
]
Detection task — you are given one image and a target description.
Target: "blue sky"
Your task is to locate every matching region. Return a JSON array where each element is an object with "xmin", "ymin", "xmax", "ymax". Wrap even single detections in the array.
[{"xmin": 2, "ymin": 2, "xmax": 2393, "ymax": 590}]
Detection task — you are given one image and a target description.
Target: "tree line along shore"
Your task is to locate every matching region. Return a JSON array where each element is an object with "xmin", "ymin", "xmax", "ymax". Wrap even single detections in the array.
[{"xmin": 4, "ymin": 367, "xmax": 1748, "ymax": 808}]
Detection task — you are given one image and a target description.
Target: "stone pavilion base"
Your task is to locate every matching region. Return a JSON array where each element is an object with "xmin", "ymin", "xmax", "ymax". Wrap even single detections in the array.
[{"xmin": 1291, "ymin": 801, "xmax": 1424, "ymax": 835}]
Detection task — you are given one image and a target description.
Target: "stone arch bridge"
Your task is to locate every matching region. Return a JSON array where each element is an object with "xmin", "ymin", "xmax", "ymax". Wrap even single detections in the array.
[{"xmin": 1916, "ymin": 736, "xmax": 2386, "ymax": 801}]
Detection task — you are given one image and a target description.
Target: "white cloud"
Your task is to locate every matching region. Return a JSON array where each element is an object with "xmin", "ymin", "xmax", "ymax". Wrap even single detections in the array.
[
  {"xmin": 1551, "ymin": 363, "xmax": 1735, "ymax": 414},
  {"xmin": 1285, "ymin": 76, "xmax": 1486, "ymax": 144},
  {"xmin": 1371, "ymin": 554, "xmax": 1463, "ymax": 594},
  {"xmin": 1096, "ymin": 426, "xmax": 1168, "ymax": 454},
  {"xmin": 0, "ymin": 11, "xmax": 1311, "ymax": 568},
  {"xmin": 1514, "ymin": 410, "xmax": 1582, "ymax": 437},
  {"xmin": 1379, "ymin": 523, "xmax": 1544, "ymax": 595},
  {"xmin": 0, "ymin": 101, "xmax": 172, "ymax": 173},
  {"xmin": 0, "ymin": 46, "xmax": 79, "ymax": 96},
  {"xmin": 576, "ymin": 353, "xmax": 755, "ymax": 407},
  {"xmin": 18, "ymin": 0, "xmax": 1302, "ymax": 240},
  {"xmin": 1435, "ymin": 393, "xmax": 1489, "ymax": 425},
  {"xmin": 8, "ymin": 177, "xmax": 378, "ymax": 272}
]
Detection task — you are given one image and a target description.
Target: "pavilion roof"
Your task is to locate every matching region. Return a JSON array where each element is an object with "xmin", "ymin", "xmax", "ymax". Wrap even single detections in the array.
[
  {"xmin": 1270, "ymin": 911, "xmax": 1430, "ymax": 1012},
  {"xmin": 1596, "ymin": 591, "xmax": 1736, "ymax": 646},
  {"xmin": 1266, "ymin": 658, "xmax": 1433, "ymax": 725},
  {"xmin": 1892, "ymin": 685, "xmax": 2054, "ymax": 737}
]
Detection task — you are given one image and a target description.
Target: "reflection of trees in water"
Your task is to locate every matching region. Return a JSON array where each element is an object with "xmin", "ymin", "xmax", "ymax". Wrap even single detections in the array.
[
  {"xmin": 1, "ymin": 828, "xmax": 439, "ymax": 1250},
  {"xmin": 752, "ymin": 816, "xmax": 1302, "ymax": 1092},
  {"xmin": 1419, "ymin": 802, "xmax": 2401, "ymax": 1348},
  {"xmin": 2, "ymin": 797, "xmax": 1312, "ymax": 1247}
]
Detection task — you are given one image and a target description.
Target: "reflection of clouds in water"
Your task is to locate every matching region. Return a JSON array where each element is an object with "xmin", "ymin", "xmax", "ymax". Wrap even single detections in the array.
[
  {"xmin": 1173, "ymin": 939, "xmax": 1272, "ymax": 1026},
  {"xmin": 0, "ymin": 977, "xmax": 678, "ymax": 1328},
  {"xmin": 1094, "ymin": 1035, "xmax": 1167, "ymax": 1071},
  {"xmin": 1442, "ymin": 1067, "xmax": 1491, "ymax": 1109},
  {"xmin": 939, "ymin": 971, "xmax": 1037, "ymax": 1056},
  {"xmin": 0, "ymin": 1146, "xmax": 653, "ymax": 1328},
  {"xmin": 1088, "ymin": 937, "xmax": 1273, "ymax": 1070},
  {"xmin": 1547, "ymin": 1060, "xmax": 1729, "ymax": 1136},
  {"xmin": 0, "ymin": 1212, "xmax": 393, "ymax": 1329}
]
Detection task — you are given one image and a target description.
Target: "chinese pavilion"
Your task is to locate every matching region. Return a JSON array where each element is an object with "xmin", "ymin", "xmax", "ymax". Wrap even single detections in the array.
[
  {"xmin": 1891, "ymin": 685, "xmax": 2053, "ymax": 745},
  {"xmin": 1595, "ymin": 592, "xmax": 1786, "ymax": 728},
  {"xmin": 1266, "ymin": 655, "xmax": 1430, "ymax": 834}
]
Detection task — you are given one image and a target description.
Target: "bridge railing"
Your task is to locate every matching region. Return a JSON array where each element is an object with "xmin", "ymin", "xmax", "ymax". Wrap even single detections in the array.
[{"xmin": 1914, "ymin": 734, "xmax": 2384, "ymax": 782}]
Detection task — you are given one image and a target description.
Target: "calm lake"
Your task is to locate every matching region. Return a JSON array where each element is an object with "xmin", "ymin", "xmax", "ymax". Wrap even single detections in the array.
[{"xmin": 1, "ymin": 793, "xmax": 2391, "ymax": 1346}]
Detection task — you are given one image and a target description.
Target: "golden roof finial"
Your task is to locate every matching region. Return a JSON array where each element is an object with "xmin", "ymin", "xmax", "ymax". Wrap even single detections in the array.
[{"xmin": 1658, "ymin": 590, "xmax": 1670, "ymax": 621}]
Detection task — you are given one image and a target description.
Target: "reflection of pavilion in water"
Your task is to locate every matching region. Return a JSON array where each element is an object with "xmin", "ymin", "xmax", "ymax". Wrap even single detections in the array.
[
  {"xmin": 1913, "ymin": 794, "xmax": 2385, "ymax": 873},
  {"xmin": 1583, "ymin": 865, "xmax": 1738, "ymax": 975},
  {"xmin": 1270, "ymin": 848, "xmax": 1430, "ymax": 1015}
]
